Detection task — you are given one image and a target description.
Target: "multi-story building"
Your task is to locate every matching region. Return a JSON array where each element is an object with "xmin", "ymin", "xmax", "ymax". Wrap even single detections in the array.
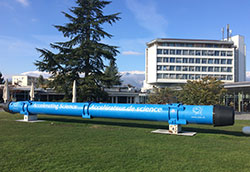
[
  {"xmin": 12, "ymin": 75, "xmax": 38, "ymax": 86},
  {"xmin": 143, "ymin": 35, "xmax": 246, "ymax": 90}
]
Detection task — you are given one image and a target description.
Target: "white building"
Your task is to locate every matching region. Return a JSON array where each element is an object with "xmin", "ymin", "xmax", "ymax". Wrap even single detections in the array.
[
  {"xmin": 12, "ymin": 75, "xmax": 38, "ymax": 86},
  {"xmin": 143, "ymin": 35, "xmax": 246, "ymax": 91}
]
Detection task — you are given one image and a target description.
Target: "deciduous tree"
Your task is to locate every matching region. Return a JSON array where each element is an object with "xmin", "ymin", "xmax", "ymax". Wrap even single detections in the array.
[
  {"xmin": 147, "ymin": 87, "xmax": 175, "ymax": 104},
  {"xmin": 177, "ymin": 76, "xmax": 226, "ymax": 105}
]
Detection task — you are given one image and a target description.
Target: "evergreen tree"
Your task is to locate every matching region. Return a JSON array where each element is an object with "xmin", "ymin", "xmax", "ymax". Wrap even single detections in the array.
[
  {"xmin": 102, "ymin": 60, "xmax": 122, "ymax": 88},
  {"xmin": 0, "ymin": 72, "xmax": 4, "ymax": 84},
  {"xmin": 177, "ymin": 76, "xmax": 226, "ymax": 105},
  {"xmin": 35, "ymin": 0, "xmax": 120, "ymax": 101}
]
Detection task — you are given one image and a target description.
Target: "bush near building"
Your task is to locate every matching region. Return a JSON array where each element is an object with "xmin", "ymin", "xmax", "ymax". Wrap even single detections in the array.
[{"xmin": 177, "ymin": 76, "xmax": 226, "ymax": 105}]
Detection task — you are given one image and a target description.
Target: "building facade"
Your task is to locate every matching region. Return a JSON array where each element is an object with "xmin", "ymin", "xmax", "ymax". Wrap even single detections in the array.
[
  {"xmin": 12, "ymin": 75, "xmax": 38, "ymax": 86},
  {"xmin": 143, "ymin": 35, "xmax": 246, "ymax": 90}
]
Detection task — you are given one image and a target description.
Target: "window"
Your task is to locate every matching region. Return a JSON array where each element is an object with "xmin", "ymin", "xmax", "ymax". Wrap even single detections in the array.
[
  {"xmin": 214, "ymin": 59, "xmax": 220, "ymax": 64},
  {"xmin": 227, "ymin": 75, "xmax": 233, "ymax": 80},
  {"xmin": 214, "ymin": 51, "xmax": 219, "ymax": 56},
  {"xmin": 221, "ymin": 75, "xmax": 226, "ymax": 80},
  {"xmin": 202, "ymin": 59, "xmax": 207, "ymax": 64},
  {"xmin": 157, "ymin": 73, "xmax": 163, "ymax": 79},
  {"xmin": 195, "ymin": 75, "xmax": 201, "ymax": 79},
  {"xmin": 183, "ymin": 58, "xmax": 188, "ymax": 63},
  {"xmin": 176, "ymin": 58, "xmax": 182, "ymax": 63},
  {"xmin": 189, "ymin": 66, "xmax": 195, "ymax": 71},
  {"xmin": 189, "ymin": 74, "xmax": 195, "ymax": 79},
  {"xmin": 214, "ymin": 67, "xmax": 220, "ymax": 72},
  {"xmin": 176, "ymin": 66, "xmax": 182, "ymax": 71},
  {"xmin": 221, "ymin": 59, "xmax": 226, "ymax": 64},
  {"xmin": 157, "ymin": 49, "xmax": 162, "ymax": 54},
  {"xmin": 163, "ymin": 74, "xmax": 169, "ymax": 79},
  {"xmin": 176, "ymin": 50, "xmax": 182, "ymax": 55},
  {"xmin": 163, "ymin": 57, "xmax": 168, "ymax": 62},
  {"xmin": 227, "ymin": 59, "xmax": 232, "ymax": 64},
  {"xmin": 157, "ymin": 65, "xmax": 162, "ymax": 70},
  {"xmin": 176, "ymin": 74, "xmax": 181, "ymax": 79},
  {"xmin": 187, "ymin": 44, "xmax": 193, "ymax": 47},
  {"xmin": 195, "ymin": 50, "xmax": 201, "ymax": 56},
  {"xmin": 170, "ymin": 66, "xmax": 175, "ymax": 71},
  {"xmin": 189, "ymin": 58, "xmax": 194, "ymax": 63},
  {"xmin": 163, "ymin": 49, "xmax": 169, "ymax": 54},
  {"xmin": 160, "ymin": 43, "xmax": 167, "ymax": 46},
  {"xmin": 189, "ymin": 50, "xmax": 194, "ymax": 55},
  {"xmin": 157, "ymin": 57, "xmax": 162, "ymax": 62},
  {"xmin": 227, "ymin": 51, "xmax": 233, "ymax": 56},
  {"xmin": 195, "ymin": 66, "xmax": 200, "ymax": 71},
  {"xmin": 170, "ymin": 49, "xmax": 175, "ymax": 55},
  {"xmin": 183, "ymin": 50, "xmax": 188, "ymax": 55},
  {"xmin": 183, "ymin": 66, "xmax": 188, "ymax": 71},
  {"xmin": 162, "ymin": 66, "xmax": 167, "ymax": 71},
  {"xmin": 170, "ymin": 58, "xmax": 175, "ymax": 63},
  {"xmin": 202, "ymin": 67, "xmax": 207, "ymax": 72},
  {"xmin": 221, "ymin": 51, "xmax": 226, "ymax": 56},
  {"xmin": 169, "ymin": 43, "xmax": 175, "ymax": 47},
  {"xmin": 170, "ymin": 74, "xmax": 175, "ymax": 79},
  {"xmin": 227, "ymin": 67, "xmax": 232, "ymax": 72},
  {"xmin": 208, "ymin": 51, "xmax": 214, "ymax": 56},
  {"xmin": 221, "ymin": 67, "xmax": 227, "ymax": 72},
  {"xmin": 208, "ymin": 59, "xmax": 213, "ymax": 64},
  {"xmin": 195, "ymin": 58, "xmax": 201, "ymax": 63},
  {"xmin": 208, "ymin": 67, "xmax": 213, "ymax": 72},
  {"xmin": 183, "ymin": 74, "xmax": 188, "ymax": 79},
  {"xmin": 202, "ymin": 50, "xmax": 207, "ymax": 56}
]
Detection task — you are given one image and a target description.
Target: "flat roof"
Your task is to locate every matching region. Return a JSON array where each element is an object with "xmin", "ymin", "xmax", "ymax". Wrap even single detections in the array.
[
  {"xmin": 147, "ymin": 38, "xmax": 234, "ymax": 46},
  {"xmin": 224, "ymin": 82, "xmax": 250, "ymax": 89}
]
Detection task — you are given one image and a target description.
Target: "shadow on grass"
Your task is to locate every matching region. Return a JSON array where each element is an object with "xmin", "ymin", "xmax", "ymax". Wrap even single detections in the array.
[{"xmin": 39, "ymin": 116, "xmax": 245, "ymax": 137}]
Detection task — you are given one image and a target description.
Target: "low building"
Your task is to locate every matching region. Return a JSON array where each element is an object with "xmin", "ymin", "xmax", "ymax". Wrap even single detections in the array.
[{"xmin": 12, "ymin": 75, "xmax": 38, "ymax": 86}]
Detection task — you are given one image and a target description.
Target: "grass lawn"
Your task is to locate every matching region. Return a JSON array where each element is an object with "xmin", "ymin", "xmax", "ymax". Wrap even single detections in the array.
[{"xmin": 0, "ymin": 111, "xmax": 250, "ymax": 172}]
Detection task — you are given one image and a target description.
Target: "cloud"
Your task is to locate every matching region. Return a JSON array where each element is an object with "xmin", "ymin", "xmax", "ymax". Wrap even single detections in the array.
[
  {"xmin": 122, "ymin": 51, "xmax": 143, "ymax": 55},
  {"xmin": 16, "ymin": 0, "xmax": 29, "ymax": 7},
  {"xmin": 126, "ymin": 0, "xmax": 167, "ymax": 37}
]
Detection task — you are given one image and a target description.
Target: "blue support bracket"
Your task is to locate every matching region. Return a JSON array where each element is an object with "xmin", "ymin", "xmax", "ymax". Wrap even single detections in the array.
[
  {"xmin": 167, "ymin": 103, "xmax": 187, "ymax": 125},
  {"xmin": 82, "ymin": 102, "xmax": 91, "ymax": 119}
]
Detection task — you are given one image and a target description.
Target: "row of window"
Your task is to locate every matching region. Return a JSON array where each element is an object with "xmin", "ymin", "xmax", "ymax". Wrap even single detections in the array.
[
  {"xmin": 157, "ymin": 57, "xmax": 232, "ymax": 65},
  {"xmin": 157, "ymin": 49, "xmax": 233, "ymax": 56},
  {"xmin": 158, "ymin": 42, "xmax": 232, "ymax": 48},
  {"xmin": 157, "ymin": 65, "xmax": 232, "ymax": 73},
  {"xmin": 157, "ymin": 73, "xmax": 233, "ymax": 80}
]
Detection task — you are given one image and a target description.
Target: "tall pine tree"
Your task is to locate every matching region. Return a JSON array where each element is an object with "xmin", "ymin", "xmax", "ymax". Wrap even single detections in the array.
[
  {"xmin": 102, "ymin": 59, "xmax": 122, "ymax": 88},
  {"xmin": 35, "ymin": 0, "xmax": 120, "ymax": 101}
]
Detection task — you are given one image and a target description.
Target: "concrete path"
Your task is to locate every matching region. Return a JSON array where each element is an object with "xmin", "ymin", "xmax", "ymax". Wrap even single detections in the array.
[{"xmin": 235, "ymin": 113, "xmax": 250, "ymax": 120}]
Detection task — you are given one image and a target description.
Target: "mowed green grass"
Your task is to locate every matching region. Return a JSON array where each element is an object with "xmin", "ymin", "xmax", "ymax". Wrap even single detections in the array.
[{"xmin": 0, "ymin": 111, "xmax": 250, "ymax": 172}]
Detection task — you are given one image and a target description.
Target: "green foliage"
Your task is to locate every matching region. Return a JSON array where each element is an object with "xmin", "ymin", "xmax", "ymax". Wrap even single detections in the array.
[
  {"xmin": 147, "ymin": 87, "xmax": 175, "ymax": 104},
  {"xmin": 1, "ymin": 112, "xmax": 250, "ymax": 172},
  {"xmin": 37, "ymin": 75, "xmax": 49, "ymax": 88},
  {"xmin": 177, "ymin": 76, "xmax": 226, "ymax": 105},
  {"xmin": 101, "ymin": 60, "xmax": 122, "ymax": 88},
  {"xmin": 35, "ymin": 0, "xmax": 120, "ymax": 101},
  {"xmin": 0, "ymin": 72, "xmax": 4, "ymax": 84}
]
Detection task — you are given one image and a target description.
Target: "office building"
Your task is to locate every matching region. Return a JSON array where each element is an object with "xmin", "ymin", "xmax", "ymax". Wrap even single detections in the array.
[{"xmin": 143, "ymin": 35, "xmax": 246, "ymax": 90}]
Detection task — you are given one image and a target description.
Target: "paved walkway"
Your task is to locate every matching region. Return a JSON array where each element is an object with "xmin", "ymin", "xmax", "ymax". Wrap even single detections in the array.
[{"xmin": 235, "ymin": 113, "xmax": 250, "ymax": 120}]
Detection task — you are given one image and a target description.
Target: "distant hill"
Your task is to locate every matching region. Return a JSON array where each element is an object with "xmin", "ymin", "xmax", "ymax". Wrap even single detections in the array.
[{"xmin": 20, "ymin": 70, "xmax": 145, "ymax": 88}]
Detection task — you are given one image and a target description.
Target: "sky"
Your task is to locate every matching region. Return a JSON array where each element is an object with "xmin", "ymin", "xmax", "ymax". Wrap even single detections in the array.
[{"xmin": 0, "ymin": 0, "xmax": 250, "ymax": 78}]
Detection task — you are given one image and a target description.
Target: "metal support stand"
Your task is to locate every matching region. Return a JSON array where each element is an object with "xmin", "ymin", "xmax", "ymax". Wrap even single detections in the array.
[
  {"xmin": 151, "ymin": 124, "xmax": 197, "ymax": 136},
  {"xmin": 24, "ymin": 114, "xmax": 38, "ymax": 121}
]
